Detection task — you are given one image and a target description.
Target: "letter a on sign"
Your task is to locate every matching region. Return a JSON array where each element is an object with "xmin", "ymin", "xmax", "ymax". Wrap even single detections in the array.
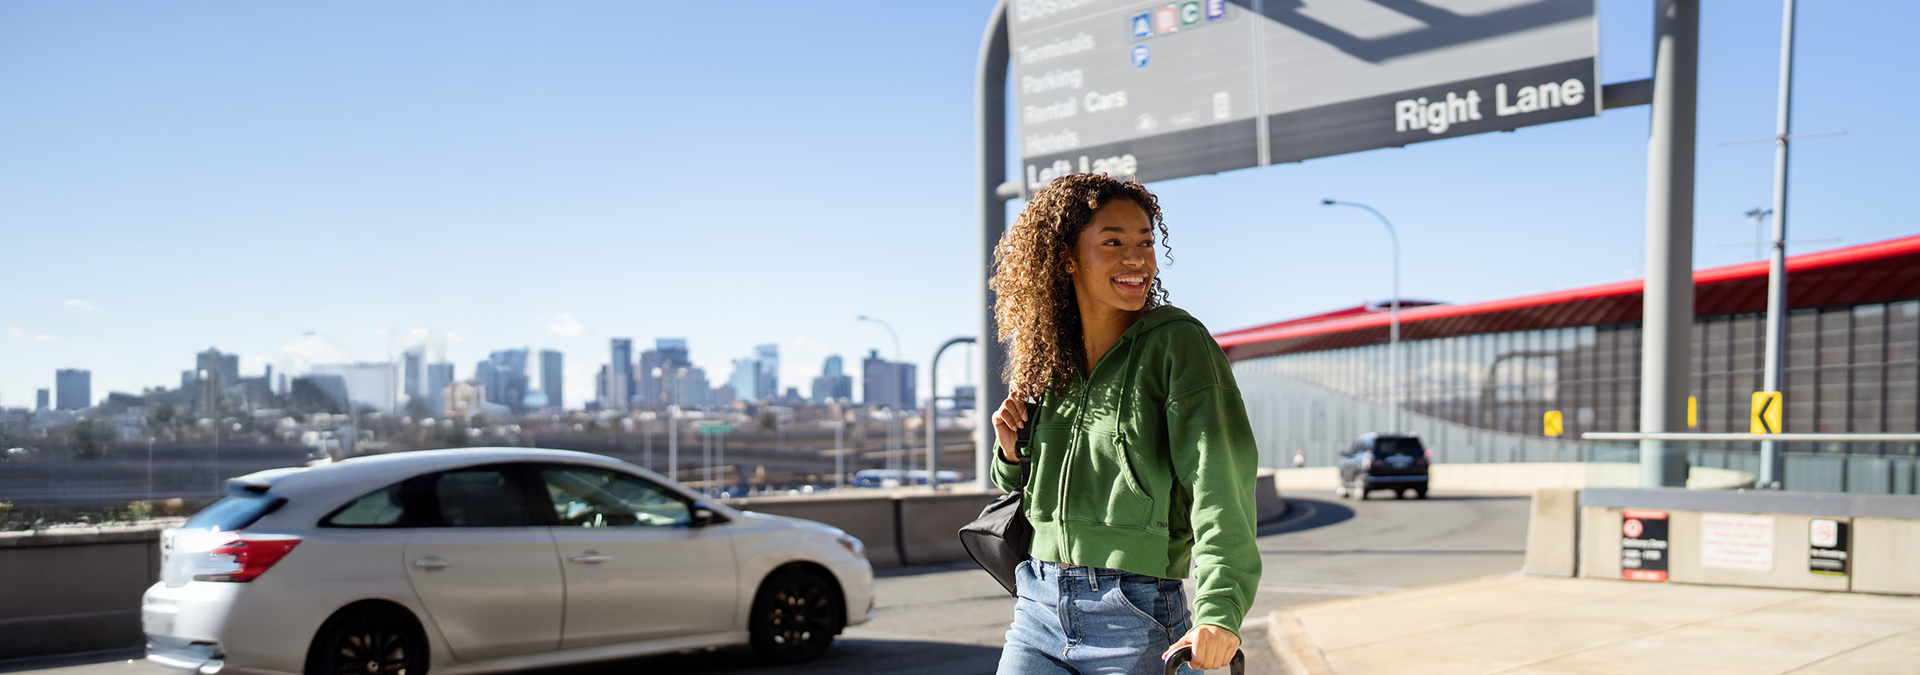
[
  {"xmin": 1751, "ymin": 391, "xmax": 1783, "ymax": 434},
  {"xmin": 1543, "ymin": 410, "xmax": 1563, "ymax": 437}
]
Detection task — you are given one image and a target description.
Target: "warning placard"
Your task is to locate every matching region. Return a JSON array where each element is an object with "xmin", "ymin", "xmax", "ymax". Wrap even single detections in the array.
[
  {"xmin": 1620, "ymin": 509, "xmax": 1668, "ymax": 582},
  {"xmin": 1701, "ymin": 513, "xmax": 1775, "ymax": 571},
  {"xmin": 1809, "ymin": 518, "xmax": 1849, "ymax": 576}
]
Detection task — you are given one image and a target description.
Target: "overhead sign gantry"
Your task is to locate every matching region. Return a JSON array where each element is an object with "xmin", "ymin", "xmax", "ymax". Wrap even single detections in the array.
[{"xmin": 1010, "ymin": 0, "xmax": 1600, "ymax": 187}]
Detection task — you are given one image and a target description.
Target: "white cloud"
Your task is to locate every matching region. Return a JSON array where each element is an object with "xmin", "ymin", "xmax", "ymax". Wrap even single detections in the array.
[
  {"xmin": 446, "ymin": 333, "xmax": 464, "ymax": 343},
  {"xmin": 549, "ymin": 313, "xmax": 586, "ymax": 337},
  {"xmin": 409, "ymin": 328, "xmax": 429, "ymax": 339},
  {"xmin": 35, "ymin": 334, "xmax": 53, "ymax": 341},
  {"xmin": 6, "ymin": 328, "xmax": 23, "ymax": 339},
  {"xmin": 63, "ymin": 299, "xmax": 94, "ymax": 310},
  {"xmin": 281, "ymin": 334, "xmax": 353, "ymax": 368}
]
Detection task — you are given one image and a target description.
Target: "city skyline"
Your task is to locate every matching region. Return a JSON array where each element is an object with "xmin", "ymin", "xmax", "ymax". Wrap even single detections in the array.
[{"xmin": 5, "ymin": 2, "xmax": 1919, "ymax": 412}]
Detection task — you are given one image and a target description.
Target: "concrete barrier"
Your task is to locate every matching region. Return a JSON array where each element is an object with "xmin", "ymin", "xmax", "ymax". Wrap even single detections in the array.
[
  {"xmin": 1547, "ymin": 487, "xmax": 1920, "ymax": 595},
  {"xmin": 722, "ymin": 491, "xmax": 904, "ymax": 566},
  {"xmin": 0, "ymin": 523, "xmax": 170, "ymax": 661},
  {"xmin": 1255, "ymin": 468, "xmax": 1287, "ymax": 523},
  {"xmin": 1268, "ymin": 462, "xmax": 1755, "ymax": 495},
  {"xmin": 896, "ymin": 492, "xmax": 1001, "ymax": 565},
  {"xmin": 1521, "ymin": 488, "xmax": 1578, "ymax": 577}
]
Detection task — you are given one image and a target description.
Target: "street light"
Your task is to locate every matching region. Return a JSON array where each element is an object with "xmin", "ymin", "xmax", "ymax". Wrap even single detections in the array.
[
  {"xmin": 856, "ymin": 315, "xmax": 902, "ymax": 362},
  {"xmin": 1321, "ymin": 199, "xmax": 1402, "ymax": 434}
]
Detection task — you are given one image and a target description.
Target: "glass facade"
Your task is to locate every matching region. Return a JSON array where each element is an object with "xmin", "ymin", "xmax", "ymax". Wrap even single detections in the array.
[{"xmin": 1236, "ymin": 299, "xmax": 1920, "ymax": 454}]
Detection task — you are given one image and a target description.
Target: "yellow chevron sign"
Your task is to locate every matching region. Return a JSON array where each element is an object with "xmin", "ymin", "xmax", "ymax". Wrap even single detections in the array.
[
  {"xmin": 1544, "ymin": 410, "xmax": 1564, "ymax": 437},
  {"xmin": 1751, "ymin": 391, "xmax": 1782, "ymax": 434}
]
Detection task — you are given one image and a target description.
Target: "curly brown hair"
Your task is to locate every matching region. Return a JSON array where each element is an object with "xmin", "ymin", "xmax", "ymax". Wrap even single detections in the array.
[{"xmin": 990, "ymin": 173, "xmax": 1170, "ymax": 397}]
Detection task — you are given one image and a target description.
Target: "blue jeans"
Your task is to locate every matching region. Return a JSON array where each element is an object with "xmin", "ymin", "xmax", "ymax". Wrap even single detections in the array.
[{"xmin": 998, "ymin": 559, "xmax": 1196, "ymax": 675}]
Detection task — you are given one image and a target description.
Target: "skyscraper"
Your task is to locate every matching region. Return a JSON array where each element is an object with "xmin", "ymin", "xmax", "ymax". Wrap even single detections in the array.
[
  {"xmin": 426, "ymin": 362, "xmax": 454, "ymax": 416},
  {"xmin": 861, "ymin": 350, "xmax": 916, "ymax": 410},
  {"xmin": 811, "ymin": 354, "xmax": 853, "ymax": 403},
  {"xmin": 35, "ymin": 388, "xmax": 49, "ymax": 411},
  {"xmin": 610, "ymin": 338, "xmax": 633, "ymax": 411},
  {"xmin": 730, "ymin": 358, "xmax": 758, "ymax": 403},
  {"xmin": 55, "ymin": 369, "xmax": 92, "ymax": 411},
  {"xmin": 402, "ymin": 347, "xmax": 425, "ymax": 402},
  {"xmin": 482, "ymin": 349, "xmax": 530, "ymax": 412},
  {"xmin": 639, "ymin": 339, "xmax": 690, "ymax": 408},
  {"xmin": 540, "ymin": 349, "xmax": 563, "ymax": 410},
  {"xmin": 755, "ymin": 344, "xmax": 780, "ymax": 403},
  {"xmin": 195, "ymin": 348, "xmax": 239, "ymax": 413},
  {"xmin": 311, "ymin": 363, "xmax": 399, "ymax": 413}
]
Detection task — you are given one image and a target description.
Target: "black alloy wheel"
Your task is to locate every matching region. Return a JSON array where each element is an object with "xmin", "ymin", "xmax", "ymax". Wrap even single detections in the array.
[
  {"xmin": 307, "ymin": 605, "xmax": 426, "ymax": 675},
  {"xmin": 750, "ymin": 568, "xmax": 844, "ymax": 664}
]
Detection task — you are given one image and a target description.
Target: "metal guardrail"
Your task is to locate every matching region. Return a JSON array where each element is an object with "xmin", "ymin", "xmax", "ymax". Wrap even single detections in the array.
[{"xmin": 1584, "ymin": 432, "xmax": 1920, "ymax": 442}]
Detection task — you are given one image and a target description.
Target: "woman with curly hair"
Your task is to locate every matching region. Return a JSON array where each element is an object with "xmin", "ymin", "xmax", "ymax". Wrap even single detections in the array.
[{"xmin": 990, "ymin": 173, "xmax": 1261, "ymax": 674}]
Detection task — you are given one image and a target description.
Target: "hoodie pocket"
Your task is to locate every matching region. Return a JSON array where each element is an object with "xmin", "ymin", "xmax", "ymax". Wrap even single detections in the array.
[{"xmin": 1066, "ymin": 430, "xmax": 1154, "ymax": 529}]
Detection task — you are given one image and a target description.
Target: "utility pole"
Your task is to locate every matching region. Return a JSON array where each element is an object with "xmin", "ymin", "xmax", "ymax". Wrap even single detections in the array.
[
  {"xmin": 1321, "ymin": 200, "xmax": 1401, "ymax": 433},
  {"xmin": 835, "ymin": 410, "xmax": 846, "ymax": 491},
  {"xmin": 1759, "ymin": 0, "xmax": 1799, "ymax": 490},
  {"xmin": 668, "ymin": 405, "xmax": 678, "ymax": 485},
  {"xmin": 1639, "ymin": 0, "xmax": 1699, "ymax": 488}
]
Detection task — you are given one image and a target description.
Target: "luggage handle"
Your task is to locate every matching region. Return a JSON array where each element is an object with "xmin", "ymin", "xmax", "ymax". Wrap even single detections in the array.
[{"xmin": 1163, "ymin": 647, "xmax": 1245, "ymax": 674}]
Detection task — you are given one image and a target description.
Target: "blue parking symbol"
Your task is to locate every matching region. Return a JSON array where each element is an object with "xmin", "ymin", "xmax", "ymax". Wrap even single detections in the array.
[
  {"xmin": 1132, "ymin": 45, "xmax": 1150, "ymax": 68},
  {"xmin": 1131, "ymin": 14, "xmax": 1152, "ymax": 38}
]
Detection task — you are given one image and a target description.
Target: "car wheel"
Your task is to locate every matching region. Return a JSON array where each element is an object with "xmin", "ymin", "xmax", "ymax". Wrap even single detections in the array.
[
  {"xmin": 306, "ymin": 604, "xmax": 426, "ymax": 675},
  {"xmin": 750, "ymin": 568, "xmax": 844, "ymax": 664},
  {"xmin": 1398, "ymin": 488, "xmax": 1411, "ymax": 499},
  {"xmin": 1358, "ymin": 488, "xmax": 1369, "ymax": 500},
  {"xmin": 1415, "ymin": 488, "xmax": 1428, "ymax": 499}
]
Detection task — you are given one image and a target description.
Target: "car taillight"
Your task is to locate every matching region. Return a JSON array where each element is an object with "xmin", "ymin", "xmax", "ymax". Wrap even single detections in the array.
[
  {"xmin": 1418, "ymin": 448, "xmax": 1432, "ymax": 465},
  {"xmin": 193, "ymin": 537, "xmax": 301, "ymax": 582}
]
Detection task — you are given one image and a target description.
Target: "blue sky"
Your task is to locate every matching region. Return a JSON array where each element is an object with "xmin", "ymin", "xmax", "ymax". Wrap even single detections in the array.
[{"xmin": 3, "ymin": 1, "xmax": 1917, "ymax": 410}]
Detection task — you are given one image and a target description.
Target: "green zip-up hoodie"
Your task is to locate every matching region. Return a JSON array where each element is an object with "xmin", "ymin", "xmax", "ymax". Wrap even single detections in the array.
[{"xmin": 992, "ymin": 305, "xmax": 1263, "ymax": 636}]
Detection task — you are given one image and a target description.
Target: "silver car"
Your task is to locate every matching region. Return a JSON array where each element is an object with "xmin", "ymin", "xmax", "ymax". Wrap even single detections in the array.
[{"xmin": 142, "ymin": 448, "xmax": 873, "ymax": 675}]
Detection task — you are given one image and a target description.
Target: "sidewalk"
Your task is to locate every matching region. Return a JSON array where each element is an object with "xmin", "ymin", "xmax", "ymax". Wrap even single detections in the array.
[{"xmin": 1268, "ymin": 574, "xmax": 1920, "ymax": 675}]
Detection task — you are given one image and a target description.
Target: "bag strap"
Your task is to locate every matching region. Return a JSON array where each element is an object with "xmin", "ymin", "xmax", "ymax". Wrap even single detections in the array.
[{"xmin": 1014, "ymin": 395, "xmax": 1038, "ymax": 491}]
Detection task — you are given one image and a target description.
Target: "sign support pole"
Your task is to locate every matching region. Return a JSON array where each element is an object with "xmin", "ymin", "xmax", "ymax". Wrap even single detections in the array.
[
  {"xmin": 1759, "ymin": 0, "xmax": 1799, "ymax": 490},
  {"xmin": 1639, "ymin": 0, "xmax": 1699, "ymax": 488},
  {"xmin": 976, "ymin": 0, "xmax": 1012, "ymax": 491}
]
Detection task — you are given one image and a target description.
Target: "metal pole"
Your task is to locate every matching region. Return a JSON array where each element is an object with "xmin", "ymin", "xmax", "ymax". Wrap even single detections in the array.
[
  {"xmin": 718, "ymin": 430, "xmax": 726, "ymax": 496},
  {"xmin": 835, "ymin": 413, "xmax": 846, "ymax": 490},
  {"xmin": 857, "ymin": 316, "xmax": 902, "ymax": 363},
  {"xmin": 1759, "ymin": 0, "xmax": 1798, "ymax": 490},
  {"xmin": 1640, "ymin": 0, "xmax": 1699, "ymax": 488},
  {"xmin": 668, "ymin": 405, "xmax": 678, "ymax": 484},
  {"xmin": 929, "ymin": 337, "xmax": 977, "ymax": 491},
  {"xmin": 1321, "ymin": 200, "xmax": 1401, "ymax": 433},
  {"xmin": 976, "ymin": 0, "xmax": 1012, "ymax": 491}
]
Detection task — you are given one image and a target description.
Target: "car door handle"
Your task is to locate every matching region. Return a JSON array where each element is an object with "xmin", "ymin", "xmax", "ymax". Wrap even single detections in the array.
[
  {"xmin": 568, "ymin": 552, "xmax": 612, "ymax": 564},
  {"xmin": 412, "ymin": 557, "xmax": 450, "ymax": 570}
]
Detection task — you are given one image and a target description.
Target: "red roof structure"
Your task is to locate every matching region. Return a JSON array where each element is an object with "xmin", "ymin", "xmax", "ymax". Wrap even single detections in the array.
[{"xmin": 1218, "ymin": 233, "xmax": 1920, "ymax": 361}]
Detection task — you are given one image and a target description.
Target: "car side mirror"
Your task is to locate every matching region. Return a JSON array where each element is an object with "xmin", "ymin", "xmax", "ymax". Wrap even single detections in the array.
[{"xmin": 689, "ymin": 502, "xmax": 729, "ymax": 527}]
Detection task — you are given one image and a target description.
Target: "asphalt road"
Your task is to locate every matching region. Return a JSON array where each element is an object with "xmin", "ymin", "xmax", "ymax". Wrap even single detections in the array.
[{"xmin": 8, "ymin": 490, "xmax": 1529, "ymax": 675}]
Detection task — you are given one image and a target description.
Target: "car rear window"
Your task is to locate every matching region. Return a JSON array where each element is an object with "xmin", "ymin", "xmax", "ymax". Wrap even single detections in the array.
[
  {"xmin": 182, "ymin": 491, "xmax": 285, "ymax": 532},
  {"xmin": 1374, "ymin": 438, "xmax": 1425, "ymax": 456}
]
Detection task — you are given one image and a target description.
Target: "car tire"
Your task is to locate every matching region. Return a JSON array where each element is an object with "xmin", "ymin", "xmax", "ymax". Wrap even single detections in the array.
[
  {"xmin": 1398, "ymin": 488, "xmax": 1411, "ymax": 499},
  {"xmin": 305, "ymin": 604, "xmax": 427, "ymax": 675},
  {"xmin": 1358, "ymin": 487, "xmax": 1369, "ymax": 500},
  {"xmin": 1415, "ymin": 488, "xmax": 1428, "ymax": 499},
  {"xmin": 750, "ymin": 568, "xmax": 844, "ymax": 664}
]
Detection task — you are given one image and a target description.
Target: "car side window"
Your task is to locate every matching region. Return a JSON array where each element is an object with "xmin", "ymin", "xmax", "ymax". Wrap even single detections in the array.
[
  {"xmin": 324, "ymin": 483, "xmax": 408, "ymax": 527},
  {"xmin": 433, "ymin": 468, "xmax": 535, "ymax": 527},
  {"xmin": 541, "ymin": 466, "xmax": 690, "ymax": 528}
]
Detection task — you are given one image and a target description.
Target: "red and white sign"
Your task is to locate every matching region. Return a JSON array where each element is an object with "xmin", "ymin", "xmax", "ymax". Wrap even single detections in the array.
[{"xmin": 1701, "ymin": 513, "xmax": 1775, "ymax": 572}]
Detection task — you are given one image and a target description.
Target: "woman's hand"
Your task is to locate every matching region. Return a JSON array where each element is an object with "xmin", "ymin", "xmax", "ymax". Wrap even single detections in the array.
[
  {"xmin": 1164, "ymin": 624, "xmax": 1239, "ymax": 671},
  {"xmin": 991, "ymin": 392, "xmax": 1028, "ymax": 462}
]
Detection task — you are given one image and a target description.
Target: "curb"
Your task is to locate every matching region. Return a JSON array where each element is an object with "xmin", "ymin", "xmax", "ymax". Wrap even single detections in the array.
[{"xmin": 1266, "ymin": 609, "xmax": 1335, "ymax": 675}]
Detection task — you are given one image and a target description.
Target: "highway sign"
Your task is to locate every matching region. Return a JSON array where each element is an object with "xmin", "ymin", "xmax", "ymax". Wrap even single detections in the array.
[
  {"xmin": 1543, "ymin": 410, "xmax": 1563, "ymax": 437},
  {"xmin": 1009, "ymin": 0, "xmax": 1600, "ymax": 187},
  {"xmin": 1751, "ymin": 391, "xmax": 1782, "ymax": 434}
]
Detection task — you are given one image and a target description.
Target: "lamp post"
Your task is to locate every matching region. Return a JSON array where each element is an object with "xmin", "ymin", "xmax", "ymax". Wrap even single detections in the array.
[
  {"xmin": 1321, "ymin": 199, "xmax": 1402, "ymax": 434},
  {"xmin": 856, "ymin": 315, "xmax": 902, "ymax": 362},
  {"xmin": 928, "ymin": 337, "xmax": 977, "ymax": 491}
]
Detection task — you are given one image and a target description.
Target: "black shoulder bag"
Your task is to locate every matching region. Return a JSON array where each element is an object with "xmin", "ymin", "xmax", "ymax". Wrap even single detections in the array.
[{"xmin": 958, "ymin": 420, "xmax": 1032, "ymax": 596}]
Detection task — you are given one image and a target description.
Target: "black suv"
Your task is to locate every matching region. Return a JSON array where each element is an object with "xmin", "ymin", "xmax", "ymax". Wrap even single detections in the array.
[{"xmin": 1337, "ymin": 433, "xmax": 1429, "ymax": 500}]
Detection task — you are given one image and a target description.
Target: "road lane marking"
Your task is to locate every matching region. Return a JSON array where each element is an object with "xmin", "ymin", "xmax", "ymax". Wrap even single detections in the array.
[{"xmin": 1258, "ymin": 581, "xmax": 1403, "ymax": 596}]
